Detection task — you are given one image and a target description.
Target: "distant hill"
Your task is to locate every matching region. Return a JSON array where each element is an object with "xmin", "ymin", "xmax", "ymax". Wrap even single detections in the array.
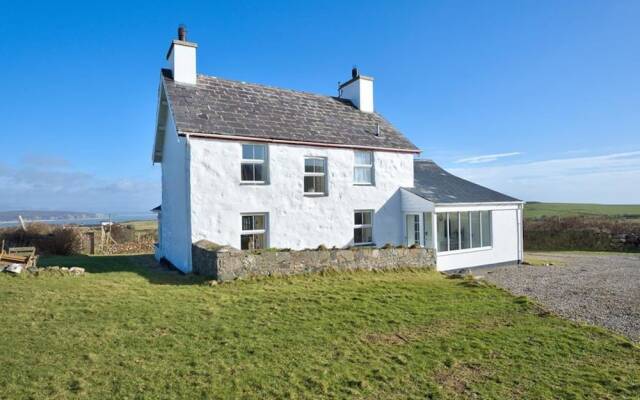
[
  {"xmin": 524, "ymin": 203, "xmax": 640, "ymax": 219},
  {"xmin": 0, "ymin": 210, "xmax": 104, "ymax": 223}
]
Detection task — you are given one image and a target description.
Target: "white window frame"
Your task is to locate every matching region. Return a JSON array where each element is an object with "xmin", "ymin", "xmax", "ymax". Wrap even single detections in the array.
[
  {"xmin": 241, "ymin": 143, "xmax": 268, "ymax": 184},
  {"xmin": 353, "ymin": 150, "xmax": 375, "ymax": 186},
  {"xmin": 303, "ymin": 157, "xmax": 327, "ymax": 196},
  {"xmin": 354, "ymin": 210, "xmax": 374, "ymax": 245},
  {"xmin": 436, "ymin": 211, "xmax": 492, "ymax": 254},
  {"xmin": 240, "ymin": 213, "xmax": 268, "ymax": 250}
]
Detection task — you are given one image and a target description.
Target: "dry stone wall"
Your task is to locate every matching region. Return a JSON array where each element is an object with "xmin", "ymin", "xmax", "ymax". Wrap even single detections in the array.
[{"xmin": 192, "ymin": 240, "xmax": 436, "ymax": 281}]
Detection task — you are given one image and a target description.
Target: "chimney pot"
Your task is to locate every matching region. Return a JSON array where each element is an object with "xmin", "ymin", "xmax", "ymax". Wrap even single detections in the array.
[
  {"xmin": 178, "ymin": 24, "xmax": 187, "ymax": 41},
  {"xmin": 352, "ymin": 67, "xmax": 359, "ymax": 79}
]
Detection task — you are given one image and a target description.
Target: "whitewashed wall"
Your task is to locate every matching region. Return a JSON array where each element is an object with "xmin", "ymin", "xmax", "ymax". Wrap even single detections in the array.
[
  {"xmin": 189, "ymin": 139, "xmax": 415, "ymax": 253},
  {"xmin": 435, "ymin": 204, "xmax": 523, "ymax": 271},
  {"xmin": 159, "ymin": 113, "xmax": 192, "ymax": 272}
]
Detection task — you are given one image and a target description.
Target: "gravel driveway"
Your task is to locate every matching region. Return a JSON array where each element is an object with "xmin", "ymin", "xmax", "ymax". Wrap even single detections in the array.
[{"xmin": 480, "ymin": 252, "xmax": 640, "ymax": 342}]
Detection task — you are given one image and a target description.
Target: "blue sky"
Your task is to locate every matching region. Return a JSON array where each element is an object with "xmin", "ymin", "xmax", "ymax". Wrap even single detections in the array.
[{"xmin": 0, "ymin": 0, "xmax": 638, "ymax": 212}]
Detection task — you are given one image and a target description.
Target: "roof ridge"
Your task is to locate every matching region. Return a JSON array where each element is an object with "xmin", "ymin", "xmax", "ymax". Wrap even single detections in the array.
[{"xmin": 196, "ymin": 72, "xmax": 351, "ymax": 104}]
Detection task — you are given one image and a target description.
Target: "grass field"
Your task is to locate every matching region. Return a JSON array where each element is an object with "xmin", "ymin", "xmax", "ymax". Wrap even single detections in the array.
[
  {"xmin": 524, "ymin": 202, "xmax": 640, "ymax": 219},
  {"xmin": 1, "ymin": 255, "xmax": 639, "ymax": 399}
]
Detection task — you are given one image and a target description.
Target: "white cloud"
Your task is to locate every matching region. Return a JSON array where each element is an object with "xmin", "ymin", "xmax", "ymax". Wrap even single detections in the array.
[
  {"xmin": 0, "ymin": 158, "xmax": 159, "ymax": 212},
  {"xmin": 455, "ymin": 152, "xmax": 521, "ymax": 164},
  {"xmin": 449, "ymin": 151, "xmax": 640, "ymax": 204}
]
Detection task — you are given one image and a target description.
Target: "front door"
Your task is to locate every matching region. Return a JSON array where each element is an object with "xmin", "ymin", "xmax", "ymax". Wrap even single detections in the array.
[{"xmin": 405, "ymin": 214, "xmax": 421, "ymax": 246}]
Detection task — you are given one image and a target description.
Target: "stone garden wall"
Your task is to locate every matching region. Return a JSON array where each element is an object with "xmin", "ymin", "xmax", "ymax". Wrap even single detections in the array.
[{"xmin": 192, "ymin": 240, "xmax": 436, "ymax": 281}]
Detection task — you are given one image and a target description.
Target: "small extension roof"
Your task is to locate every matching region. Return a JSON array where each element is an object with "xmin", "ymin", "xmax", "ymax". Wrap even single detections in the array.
[
  {"xmin": 161, "ymin": 69, "xmax": 419, "ymax": 153},
  {"xmin": 405, "ymin": 160, "xmax": 521, "ymax": 204}
]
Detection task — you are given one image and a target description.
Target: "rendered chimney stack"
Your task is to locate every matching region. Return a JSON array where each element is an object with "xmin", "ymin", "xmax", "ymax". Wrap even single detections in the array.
[
  {"xmin": 166, "ymin": 24, "xmax": 197, "ymax": 85},
  {"xmin": 338, "ymin": 67, "xmax": 374, "ymax": 113}
]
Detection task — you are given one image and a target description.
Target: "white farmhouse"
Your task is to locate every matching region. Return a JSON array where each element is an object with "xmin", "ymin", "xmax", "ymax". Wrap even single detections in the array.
[{"xmin": 152, "ymin": 27, "xmax": 524, "ymax": 273}]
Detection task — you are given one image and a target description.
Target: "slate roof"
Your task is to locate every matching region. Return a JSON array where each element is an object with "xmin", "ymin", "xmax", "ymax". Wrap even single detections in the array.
[
  {"xmin": 161, "ymin": 69, "xmax": 419, "ymax": 152},
  {"xmin": 405, "ymin": 160, "xmax": 521, "ymax": 204}
]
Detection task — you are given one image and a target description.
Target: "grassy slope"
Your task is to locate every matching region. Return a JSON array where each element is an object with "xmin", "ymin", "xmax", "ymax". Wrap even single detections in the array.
[
  {"xmin": 1, "ymin": 255, "xmax": 638, "ymax": 399},
  {"xmin": 524, "ymin": 203, "xmax": 640, "ymax": 219}
]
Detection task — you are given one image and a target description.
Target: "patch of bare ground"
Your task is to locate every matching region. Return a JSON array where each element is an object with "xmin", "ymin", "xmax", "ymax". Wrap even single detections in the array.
[{"xmin": 435, "ymin": 362, "xmax": 490, "ymax": 396}]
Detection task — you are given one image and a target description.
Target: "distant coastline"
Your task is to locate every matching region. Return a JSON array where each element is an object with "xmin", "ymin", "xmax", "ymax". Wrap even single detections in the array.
[{"xmin": 0, "ymin": 211, "xmax": 156, "ymax": 228}]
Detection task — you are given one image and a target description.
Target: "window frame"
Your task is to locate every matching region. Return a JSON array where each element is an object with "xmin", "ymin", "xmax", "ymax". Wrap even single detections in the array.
[
  {"xmin": 436, "ymin": 211, "xmax": 493, "ymax": 254},
  {"xmin": 354, "ymin": 209, "xmax": 374, "ymax": 246},
  {"xmin": 303, "ymin": 156, "xmax": 328, "ymax": 196},
  {"xmin": 353, "ymin": 150, "xmax": 375, "ymax": 186},
  {"xmin": 240, "ymin": 213, "xmax": 268, "ymax": 250},
  {"xmin": 240, "ymin": 143, "xmax": 268, "ymax": 184}
]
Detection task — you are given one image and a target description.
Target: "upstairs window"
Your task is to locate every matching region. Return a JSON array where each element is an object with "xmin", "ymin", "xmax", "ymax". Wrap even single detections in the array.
[
  {"xmin": 241, "ymin": 144, "xmax": 267, "ymax": 183},
  {"xmin": 241, "ymin": 213, "xmax": 267, "ymax": 250},
  {"xmin": 304, "ymin": 157, "xmax": 327, "ymax": 195},
  {"xmin": 354, "ymin": 210, "xmax": 373, "ymax": 245},
  {"xmin": 354, "ymin": 151, "xmax": 374, "ymax": 185}
]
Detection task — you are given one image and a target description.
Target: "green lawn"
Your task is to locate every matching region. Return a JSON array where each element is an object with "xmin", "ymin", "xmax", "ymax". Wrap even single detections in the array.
[
  {"xmin": 524, "ymin": 202, "xmax": 640, "ymax": 219},
  {"xmin": 1, "ymin": 255, "xmax": 638, "ymax": 399}
]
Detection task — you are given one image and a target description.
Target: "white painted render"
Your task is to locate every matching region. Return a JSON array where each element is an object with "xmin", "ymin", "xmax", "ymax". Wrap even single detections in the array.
[
  {"xmin": 158, "ymin": 111, "xmax": 193, "ymax": 271},
  {"xmin": 340, "ymin": 76, "xmax": 374, "ymax": 113},
  {"xmin": 168, "ymin": 41, "xmax": 197, "ymax": 85},
  {"xmin": 188, "ymin": 138, "xmax": 415, "ymax": 256},
  {"xmin": 435, "ymin": 203, "xmax": 523, "ymax": 271}
]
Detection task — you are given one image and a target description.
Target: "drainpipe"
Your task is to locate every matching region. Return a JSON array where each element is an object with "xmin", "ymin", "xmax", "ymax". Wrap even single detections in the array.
[{"xmin": 185, "ymin": 133, "xmax": 193, "ymax": 273}]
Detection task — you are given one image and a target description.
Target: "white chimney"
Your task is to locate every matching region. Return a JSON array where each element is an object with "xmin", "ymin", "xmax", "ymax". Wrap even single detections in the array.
[
  {"xmin": 339, "ymin": 68, "xmax": 374, "ymax": 113},
  {"xmin": 166, "ymin": 25, "xmax": 197, "ymax": 85}
]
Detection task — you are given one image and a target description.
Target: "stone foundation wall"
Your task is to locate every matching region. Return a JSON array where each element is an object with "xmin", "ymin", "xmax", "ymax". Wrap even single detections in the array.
[{"xmin": 192, "ymin": 240, "xmax": 436, "ymax": 281}]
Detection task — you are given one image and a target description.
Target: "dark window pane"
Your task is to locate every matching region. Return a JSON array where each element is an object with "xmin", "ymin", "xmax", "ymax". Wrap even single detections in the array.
[
  {"xmin": 242, "ymin": 144, "xmax": 253, "ymax": 160},
  {"xmin": 254, "ymin": 215, "xmax": 265, "ymax": 230},
  {"xmin": 354, "ymin": 228, "xmax": 363, "ymax": 244},
  {"xmin": 254, "ymin": 145, "xmax": 265, "ymax": 160},
  {"xmin": 241, "ymin": 163, "xmax": 254, "ymax": 181},
  {"xmin": 314, "ymin": 176, "xmax": 325, "ymax": 193},
  {"xmin": 253, "ymin": 233, "xmax": 265, "ymax": 249},
  {"xmin": 315, "ymin": 159, "xmax": 325, "ymax": 173},
  {"xmin": 354, "ymin": 212, "xmax": 362, "ymax": 225},
  {"xmin": 363, "ymin": 227, "xmax": 373, "ymax": 243},
  {"xmin": 362, "ymin": 211, "xmax": 372, "ymax": 225},
  {"xmin": 304, "ymin": 176, "xmax": 314, "ymax": 192},
  {"xmin": 242, "ymin": 216, "xmax": 253, "ymax": 231},
  {"xmin": 254, "ymin": 164, "xmax": 264, "ymax": 181},
  {"xmin": 305, "ymin": 159, "xmax": 314, "ymax": 173},
  {"xmin": 241, "ymin": 234, "xmax": 251, "ymax": 250}
]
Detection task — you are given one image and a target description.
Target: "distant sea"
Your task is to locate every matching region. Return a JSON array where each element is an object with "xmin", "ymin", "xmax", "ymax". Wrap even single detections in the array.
[{"xmin": 0, "ymin": 212, "xmax": 156, "ymax": 228}]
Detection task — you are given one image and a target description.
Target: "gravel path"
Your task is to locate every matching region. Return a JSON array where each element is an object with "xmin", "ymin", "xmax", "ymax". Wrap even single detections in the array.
[{"xmin": 480, "ymin": 252, "xmax": 640, "ymax": 342}]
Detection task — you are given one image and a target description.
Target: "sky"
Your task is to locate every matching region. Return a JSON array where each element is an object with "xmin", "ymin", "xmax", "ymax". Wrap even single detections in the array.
[{"xmin": 0, "ymin": 0, "xmax": 638, "ymax": 212}]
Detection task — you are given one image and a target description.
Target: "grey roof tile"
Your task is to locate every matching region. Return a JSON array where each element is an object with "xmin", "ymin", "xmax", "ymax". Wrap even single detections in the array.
[
  {"xmin": 405, "ymin": 160, "xmax": 521, "ymax": 204},
  {"xmin": 161, "ymin": 69, "xmax": 419, "ymax": 152}
]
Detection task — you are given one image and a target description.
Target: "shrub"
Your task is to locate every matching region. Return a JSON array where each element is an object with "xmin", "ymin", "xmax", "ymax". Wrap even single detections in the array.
[
  {"xmin": 524, "ymin": 216, "xmax": 640, "ymax": 252},
  {"xmin": 0, "ymin": 225, "xmax": 82, "ymax": 256}
]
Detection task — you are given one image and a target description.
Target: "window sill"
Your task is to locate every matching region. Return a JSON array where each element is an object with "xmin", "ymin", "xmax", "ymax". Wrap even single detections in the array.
[
  {"xmin": 304, "ymin": 193, "xmax": 328, "ymax": 197},
  {"xmin": 353, "ymin": 183, "xmax": 375, "ymax": 187},
  {"xmin": 438, "ymin": 246, "xmax": 493, "ymax": 256},
  {"xmin": 240, "ymin": 181, "xmax": 269, "ymax": 185}
]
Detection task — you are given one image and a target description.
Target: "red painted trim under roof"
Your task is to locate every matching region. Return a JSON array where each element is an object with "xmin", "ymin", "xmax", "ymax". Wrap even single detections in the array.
[{"xmin": 177, "ymin": 131, "xmax": 422, "ymax": 154}]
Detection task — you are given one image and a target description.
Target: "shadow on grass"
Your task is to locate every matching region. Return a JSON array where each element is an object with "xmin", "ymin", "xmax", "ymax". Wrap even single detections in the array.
[{"xmin": 38, "ymin": 253, "xmax": 210, "ymax": 286}]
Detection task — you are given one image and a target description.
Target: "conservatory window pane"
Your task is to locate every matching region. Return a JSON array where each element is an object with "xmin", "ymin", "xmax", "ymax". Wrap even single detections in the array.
[
  {"xmin": 424, "ymin": 213, "xmax": 434, "ymax": 248},
  {"xmin": 471, "ymin": 211, "xmax": 481, "ymax": 248},
  {"xmin": 449, "ymin": 212, "xmax": 460, "ymax": 251},
  {"xmin": 437, "ymin": 213, "xmax": 448, "ymax": 251},
  {"xmin": 481, "ymin": 211, "xmax": 492, "ymax": 247},
  {"xmin": 460, "ymin": 212, "xmax": 471, "ymax": 249}
]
